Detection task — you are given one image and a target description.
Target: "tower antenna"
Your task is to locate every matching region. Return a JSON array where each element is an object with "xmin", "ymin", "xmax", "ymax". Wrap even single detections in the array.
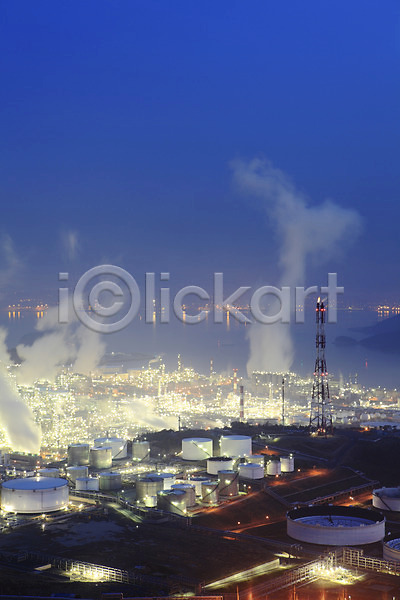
[{"xmin": 309, "ymin": 299, "xmax": 333, "ymax": 436}]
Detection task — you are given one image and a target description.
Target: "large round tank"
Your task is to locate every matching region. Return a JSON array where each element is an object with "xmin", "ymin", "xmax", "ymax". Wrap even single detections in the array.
[
  {"xmin": 37, "ymin": 468, "xmax": 60, "ymax": 478},
  {"xmin": 207, "ymin": 456, "xmax": 235, "ymax": 475},
  {"xmin": 94, "ymin": 437, "xmax": 127, "ymax": 460},
  {"xmin": 99, "ymin": 472, "xmax": 122, "ymax": 491},
  {"xmin": 90, "ymin": 447, "xmax": 113, "ymax": 470},
  {"xmin": 171, "ymin": 483, "xmax": 196, "ymax": 507},
  {"xmin": 189, "ymin": 476, "xmax": 211, "ymax": 496},
  {"xmin": 287, "ymin": 506, "xmax": 385, "ymax": 546},
  {"xmin": 201, "ymin": 481, "xmax": 219, "ymax": 504},
  {"xmin": 136, "ymin": 477, "xmax": 164, "ymax": 501},
  {"xmin": 67, "ymin": 443, "xmax": 89, "ymax": 466},
  {"xmin": 245, "ymin": 455, "xmax": 265, "ymax": 467},
  {"xmin": 220, "ymin": 435, "xmax": 252, "ymax": 457},
  {"xmin": 373, "ymin": 487, "xmax": 400, "ymax": 511},
  {"xmin": 157, "ymin": 489, "xmax": 187, "ymax": 515},
  {"xmin": 239, "ymin": 463, "xmax": 264, "ymax": 479},
  {"xmin": 75, "ymin": 477, "xmax": 99, "ymax": 492},
  {"xmin": 383, "ymin": 537, "xmax": 400, "ymax": 562},
  {"xmin": 148, "ymin": 472, "xmax": 175, "ymax": 490},
  {"xmin": 267, "ymin": 459, "xmax": 282, "ymax": 476},
  {"xmin": 1, "ymin": 477, "xmax": 69, "ymax": 514},
  {"xmin": 132, "ymin": 441, "xmax": 150, "ymax": 460},
  {"xmin": 66, "ymin": 465, "xmax": 89, "ymax": 484},
  {"xmin": 218, "ymin": 470, "xmax": 239, "ymax": 497},
  {"xmin": 181, "ymin": 438, "xmax": 213, "ymax": 461},
  {"xmin": 280, "ymin": 454, "xmax": 295, "ymax": 473}
]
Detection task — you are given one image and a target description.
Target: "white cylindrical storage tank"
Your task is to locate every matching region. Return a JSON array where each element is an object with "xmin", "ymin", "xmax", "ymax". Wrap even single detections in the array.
[
  {"xmin": 280, "ymin": 454, "xmax": 295, "ymax": 473},
  {"xmin": 218, "ymin": 470, "xmax": 239, "ymax": 497},
  {"xmin": 37, "ymin": 468, "xmax": 60, "ymax": 478},
  {"xmin": 287, "ymin": 506, "xmax": 386, "ymax": 546},
  {"xmin": 144, "ymin": 495, "xmax": 157, "ymax": 508},
  {"xmin": 239, "ymin": 463, "xmax": 264, "ymax": 480},
  {"xmin": 245, "ymin": 455, "xmax": 265, "ymax": 467},
  {"xmin": 383, "ymin": 538, "xmax": 400, "ymax": 562},
  {"xmin": 132, "ymin": 441, "xmax": 150, "ymax": 460},
  {"xmin": 267, "ymin": 459, "xmax": 282, "ymax": 476},
  {"xmin": 99, "ymin": 472, "xmax": 122, "ymax": 491},
  {"xmin": 75, "ymin": 477, "xmax": 99, "ymax": 492},
  {"xmin": 94, "ymin": 437, "xmax": 128, "ymax": 460},
  {"xmin": 171, "ymin": 483, "xmax": 196, "ymax": 507},
  {"xmin": 207, "ymin": 456, "xmax": 235, "ymax": 475},
  {"xmin": 201, "ymin": 481, "xmax": 219, "ymax": 504},
  {"xmin": 90, "ymin": 447, "xmax": 113, "ymax": 470},
  {"xmin": 181, "ymin": 438, "xmax": 213, "ymax": 461},
  {"xmin": 157, "ymin": 489, "xmax": 187, "ymax": 515},
  {"xmin": 189, "ymin": 477, "xmax": 211, "ymax": 496},
  {"xmin": 220, "ymin": 435, "xmax": 252, "ymax": 458},
  {"xmin": 1, "ymin": 477, "xmax": 69, "ymax": 514},
  {"xmin": 146, "ymin": 472, "xmax": 175, "ymax": 490},
  {"xmin": 373, "ymin": 487, "xmax": 400, "ymax": 511},
  {"xmin": 136, "ymin": 477, "xmax": 164, "ymax": 501},
  {"xmin": 66, "ymin": 466, "xmax": 89, "ymax": 484},
  {"xmin": 68, "ymin": 443, "xmax": 89, "ymax": 466}
]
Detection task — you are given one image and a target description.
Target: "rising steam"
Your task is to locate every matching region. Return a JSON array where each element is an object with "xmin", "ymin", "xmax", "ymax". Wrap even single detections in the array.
[
  {"xmin": 16, "ymin": 303, "xmax": 106, "ymax": 385},
  {"xmin": 232, "ymin": 158, "xmax": 362, "ymax": 374},
  {"xmin": 0, "ymin": 328, "xmax": 41, "ymax": 452}
]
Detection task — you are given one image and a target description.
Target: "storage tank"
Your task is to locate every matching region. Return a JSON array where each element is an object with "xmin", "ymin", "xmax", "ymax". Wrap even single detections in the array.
[
  {"xmin": 267, "ymin": 459, "xmax": 282, "ymax": 476},
  {"xmin": 239, "ymin": 463, "xmax": 264, "ymax": 479},
  {"xmin": 287, "ymin": 506, "xmax": 385, "ymax": 546},
  {"xmin": 66, "ymin": 465, "xmax": 89, "ymax": 484},
  {"xmin": 1, "ymin": 477, "xmax": 69, "ymax": 514},
  {"xmin": 373, "ymin": 487, "xmax": 400, "ymax": 511},
  {"xmin": 207, "ymin": 456, "xmax": 235, "ymax": 475},
  {"xmin": 280, "ymin": 454, "xmax": 295, "ymax": 473},
  {"xmin": 171, "ymin": 483, "xmax": 196, "ymax": 507},
  {"xmin": 218, "ymin": 470, "xmax": 239, "ymax": 497},
  {"xmin": 132, "ymin": 441, "xmax": 150, "ymax": 460},
  {"xmin": 37, "ymin": 468, "xmax": 60, "ymax": 478},
  {"xmin": 90, "ymin": 447, "xmax": 113, "ymax": 470},
  {"xmin": 68, "ymin": 443, "xmax": 90, "ymax": 466},
  {"xmin": 94, "ymin": 437, "xmax": 128, "ymax": 460},
  {"xmin": 181, "ymin": 438, "xmax": 213, "ymax": 461},
  {"xmin": 144, "ymin": 495, "xmax": 157, "ymax": 508},
  {"xmin": 383, "ymin": 537, "xmax": 400, "ymax": 562},
  {"xmin": 75, "ymin": 477, "xmax": 99, "ymax": 492},
  {"xmin": 146, "ymin": 472, "xmax": 175, "ymax": 490},
  {"xmin": 99, "ymin": 472, "xmax": 122, "ymax": 491},
  {"xmin": 136, "ymin": 476, "xmax": 164, "ymax": 501},
  {"xmin": 245, "ymin": 454, "xmax": 265, "ymax": 467},
  {"xmin": 220, "ymin": 435, "xmax": 252, "ymax": 457},
  {"xmin": 189, "ymin": 476, "xmax": 211, "ymax": 496},
  {"xmin": 157, "ymin": 489, "xmax": 187, "ymax": 515},
  {"xmin": 201, "ymin": 481, "xmax": 219, "ymax": 504}
]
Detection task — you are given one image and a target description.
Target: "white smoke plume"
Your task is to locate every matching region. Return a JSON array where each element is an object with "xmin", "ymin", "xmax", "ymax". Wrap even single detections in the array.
[
  {"xmin": 0, "ymin": 328, "xmax": 41, "ymax": 452},
  {"xmin": 124, "ymin": 397, "xmax": 178, "ymax": 430},
  {"xmin": 61, "ymin": 230, "xmax": 80, "ymax": 260},
  {"xmin": 232, "ymin": 158, "xmax": 362, "ymax": 374},
  {"xmin": 16, "ymin": 303, "xmax": 106, "ymax": 385}
]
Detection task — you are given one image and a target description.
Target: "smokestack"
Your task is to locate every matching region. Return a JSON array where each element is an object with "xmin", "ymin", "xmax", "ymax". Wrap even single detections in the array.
[
  {"xmin": 233, "ymin": 368, "xmax": 238, "ymax": 392},
  {"xmin": 282, "ymin": 377, "xmax": 285, "ymax": 428},
  {"xmin": 240, "ymin": 385, "xmax": 244, "ymax": 422}
]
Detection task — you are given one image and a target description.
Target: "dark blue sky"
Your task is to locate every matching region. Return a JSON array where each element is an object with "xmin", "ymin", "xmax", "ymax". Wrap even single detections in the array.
[{"xmin": 1, "ymin": 1, "xmax": 400, "ymax": 302}]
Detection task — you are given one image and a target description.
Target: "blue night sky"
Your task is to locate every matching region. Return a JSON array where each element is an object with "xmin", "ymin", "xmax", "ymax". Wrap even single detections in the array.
[{"xmin": 1, "ymin": 1, "xmax": 400, "ymax": 303}]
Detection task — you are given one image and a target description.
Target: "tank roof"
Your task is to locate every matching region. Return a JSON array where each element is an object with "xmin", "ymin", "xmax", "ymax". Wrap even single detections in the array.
[
  {"xmin": 182, "ymin": 437, "xmax": 213, "ymax": 442},
  {"xmin": 221, "ymin": 435, "xmax": 251, "ymax": 440},
  {"xmin": 94, "ymin": 437, "xmax": 124, "ymax": 443},
  {"xmin": 2, "ymin": 477, "xmax": 68, "ymax": 490}
]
